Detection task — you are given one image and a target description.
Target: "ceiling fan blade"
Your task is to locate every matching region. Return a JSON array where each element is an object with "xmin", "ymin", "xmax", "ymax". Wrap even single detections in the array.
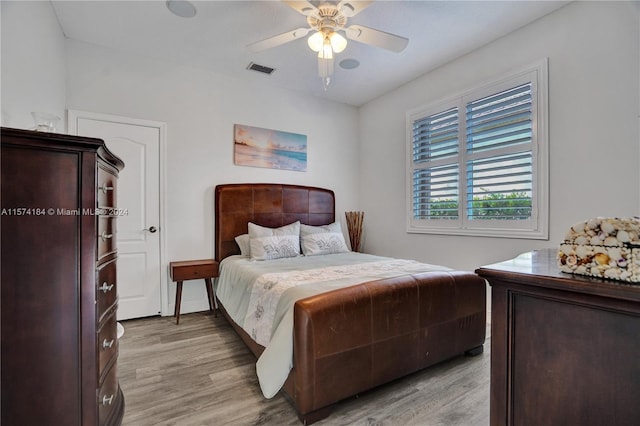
[
  {"xmin": 337, "ymin": 1, "xmax": 373, "ymax": 17},
  {"xmin": 282, "ymin": 0, "xmax": 318, "ymax": 16},
  {"xmin": 247, "ymin": 27, "xmax": 311, "ymax": 53},
  {"xmin": 345, "ymin": 24, "xmax": 409, "ymax": 53}
]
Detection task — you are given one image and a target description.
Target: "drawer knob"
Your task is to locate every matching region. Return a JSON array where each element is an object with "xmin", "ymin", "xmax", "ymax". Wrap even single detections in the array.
[
  {"xmin": 100, "ymin": 232, "xmax": 113, "ymax": 241},
  {"xmin": 102, "ymin": 394, "xmax": 114, "ymax": 406},
  {"xmin": 103, "ymin": 338, "xmax": 115, "ymax": 349},
  {"xmin": 99, "ymin": 282, "xmax": 114, "ymax": 293},
  {"xmin": 99, "ymin": 184, "xmax": 114, "ymax": 194}
]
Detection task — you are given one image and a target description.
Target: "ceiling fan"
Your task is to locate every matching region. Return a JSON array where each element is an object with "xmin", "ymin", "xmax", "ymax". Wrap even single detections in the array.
[{"xmin": 247, "ymin": 0, "xmax": 409, "ymax": 89}]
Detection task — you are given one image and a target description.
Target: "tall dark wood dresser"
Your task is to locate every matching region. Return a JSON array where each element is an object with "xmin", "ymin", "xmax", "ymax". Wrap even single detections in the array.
[{"xmin": 1, "ymin": 127, "xmax": 125, "ymax": 425}]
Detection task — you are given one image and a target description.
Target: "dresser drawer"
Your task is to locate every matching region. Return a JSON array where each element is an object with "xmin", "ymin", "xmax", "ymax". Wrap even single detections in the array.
[
  {"xmin": 98, "ymin": 363, "xmax": 120, "ymax": 426},
  {"xmin": 97, "ymin": 166, "xmax": 117, "ymax": 209},
  {"xmin": 98, "ymin": 313, "xmax": 118, "ymax": 381},
  {"xmin": 96, "ymin": 258, "xmax": 117, "ymax": 322},
  {"xmin": 97, "ymin": 216, "xmax": 116, "ymax": 261}
]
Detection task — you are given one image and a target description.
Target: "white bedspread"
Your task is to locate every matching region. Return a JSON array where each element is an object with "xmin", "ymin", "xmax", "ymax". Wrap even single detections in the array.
[{"xmin": 215, "ymin": 252, "xmax": 451, "ymax": 398}]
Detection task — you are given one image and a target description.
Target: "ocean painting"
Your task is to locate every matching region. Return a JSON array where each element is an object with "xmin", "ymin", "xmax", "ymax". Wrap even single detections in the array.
[{"xmin": 234, "ymin": 124, "xmax": 307, "ymax": 172}]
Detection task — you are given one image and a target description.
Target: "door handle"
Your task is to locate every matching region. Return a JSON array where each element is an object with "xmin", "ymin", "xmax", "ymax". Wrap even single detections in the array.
[{"xmin": 143, "ymin": 226, "xmax": 158, "ymax": 233}]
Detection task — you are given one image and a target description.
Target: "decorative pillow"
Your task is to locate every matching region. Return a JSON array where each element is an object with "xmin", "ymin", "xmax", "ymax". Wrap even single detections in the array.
[
  {"xmin": 248, "ymin": 221, "xmax": 301, "ymax": 260},
  {"xmin": 300, "ymin": 222, "xmax": 349, "ymax": 256},
  {"xmin": 248, "ymin": 221, "xmax": 300, "ymax": 238},
  {"xmin": 235, "ymin": 234, "xmax": 250, "ymax": 256},
  {"xmin": 250, "ymin": 234, "xmax": 301, "ymax": 260}
]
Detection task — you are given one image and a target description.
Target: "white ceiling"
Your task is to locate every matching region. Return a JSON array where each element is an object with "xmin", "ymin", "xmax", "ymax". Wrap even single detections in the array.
[{"xmin": 51, "ymin": 0, "xmax": 569, "ymax": 106}]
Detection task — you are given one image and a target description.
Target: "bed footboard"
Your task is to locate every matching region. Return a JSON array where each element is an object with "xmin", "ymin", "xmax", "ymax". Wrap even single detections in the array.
[{"xmin": 289, "ymin": 271, "xmax": 486, "ymax": 421}]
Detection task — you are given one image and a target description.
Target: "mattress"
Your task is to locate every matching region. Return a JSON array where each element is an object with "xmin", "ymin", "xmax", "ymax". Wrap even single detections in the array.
[{"xmin": 215, "ymin": 252, "xmax": 451, "ymax": 398}]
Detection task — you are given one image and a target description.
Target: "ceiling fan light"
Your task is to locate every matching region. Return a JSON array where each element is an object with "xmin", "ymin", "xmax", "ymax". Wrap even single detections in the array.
[
  {"xmin": 329, "ymin": 32, "xmax": 347, "ymax": 53},
  {"xmin": 307, "ymin": 32, "xmax": 324, "ymax": 52}
]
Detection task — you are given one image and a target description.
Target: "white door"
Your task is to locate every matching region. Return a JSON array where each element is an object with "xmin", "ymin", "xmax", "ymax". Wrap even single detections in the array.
[{"xmin": 69, "ymin": 111, "xmax": 164, "ymax": 320}]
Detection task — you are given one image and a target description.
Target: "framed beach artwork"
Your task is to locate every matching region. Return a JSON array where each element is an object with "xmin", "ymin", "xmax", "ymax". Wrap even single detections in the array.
[{"xmin": 234, "ymin": 124, "xmax": 307, "ymax": 172}]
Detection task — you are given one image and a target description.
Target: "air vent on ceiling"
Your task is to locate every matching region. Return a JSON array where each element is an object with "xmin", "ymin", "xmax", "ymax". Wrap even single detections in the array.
[{"xmin": 247, "ymin": 62, "xmax": 275, "ymax": 75}]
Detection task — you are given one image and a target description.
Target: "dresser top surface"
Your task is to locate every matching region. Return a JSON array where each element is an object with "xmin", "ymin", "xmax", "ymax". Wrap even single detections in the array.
[
  {"xmin": 1, "ymin": 127, "xmax": 124, "ymax": 171},
  {"xmin": 476, "ymin": 248, "xmax": 640, "ymax": 301}
]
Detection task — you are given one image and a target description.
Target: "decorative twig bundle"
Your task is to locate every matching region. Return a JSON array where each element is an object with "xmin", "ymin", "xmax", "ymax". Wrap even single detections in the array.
[{"xmin": 345, "ymin": 211, "xmax": 365, "ymax": 252}]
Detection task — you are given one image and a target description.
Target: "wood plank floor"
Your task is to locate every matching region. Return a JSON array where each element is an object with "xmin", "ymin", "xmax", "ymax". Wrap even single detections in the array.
[{"xmin": 118, "ymin": 312, "xmax": 490, "ymax": 426}]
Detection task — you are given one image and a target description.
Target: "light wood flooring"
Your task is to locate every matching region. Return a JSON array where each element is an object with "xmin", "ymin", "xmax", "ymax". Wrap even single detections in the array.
[{"xmin": 118, "ymin": 312, "xmax": 490, "ymax": 426}]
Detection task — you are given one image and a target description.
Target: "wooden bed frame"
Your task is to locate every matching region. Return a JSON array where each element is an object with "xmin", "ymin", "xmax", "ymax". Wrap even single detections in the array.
[{"xmin": 214, "ymin": 183, "xmax": 487, "ymax": 424}]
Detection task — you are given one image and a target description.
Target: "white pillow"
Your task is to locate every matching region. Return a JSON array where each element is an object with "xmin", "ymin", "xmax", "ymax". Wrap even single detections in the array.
[
  {"xmin": 248, "ymin": 221, "xmax": 301, "ymax": 260},
  {"xmin": 235, "ymin": 234, "xmax": 250, "ymax": 256},
  {"xmin": 300, "ymin": 221, "xmax": 342, "ymax": 235},
  {"xmin": 300, "ymin": 222, "xmax": 350, "ymax": 256},
  {"xmin": 248, "ymin": 221, "xmax": 300, "ymax": 238},
  {"xmin": 250, "ymin": 234, "xmax": 301, "ymax": 260}
]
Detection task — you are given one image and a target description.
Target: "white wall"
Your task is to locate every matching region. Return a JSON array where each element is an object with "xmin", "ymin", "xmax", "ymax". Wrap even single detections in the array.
[
  {"xmin": 0, "ymin": 0, "xmax": 360, "ymax": 315},
  {"xmin": 359, "ymin": 1, "xmax": 640, "ymax": 271},
  {"xmin": 3, "ymin": 0, "xmax": 639, "ymax": 314},
  {"xmin": 1, "ymin": 1, "xmax": 66, "ymax": 130},
  {"xmin": 65, "ymin": 40, "xmax": 359, "ymax": 314}
]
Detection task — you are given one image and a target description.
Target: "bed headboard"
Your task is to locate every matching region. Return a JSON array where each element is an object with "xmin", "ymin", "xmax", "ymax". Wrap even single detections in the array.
[{"xmin": 215, "ymin": 183, "xmax": 335, "ymax": 262}]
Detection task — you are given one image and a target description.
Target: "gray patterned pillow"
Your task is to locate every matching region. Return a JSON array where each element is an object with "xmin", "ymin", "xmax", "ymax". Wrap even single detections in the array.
[
  {"xmin": 250, "ymin": 234, "xmax": 301, "ymax": 260},
  {"xmin": 248, "ymin": 221, "xmax": 301, "ymax": 260},
  {"xmin": 300, "ymin": 222, "xmax": 349, "ymax": 255}
]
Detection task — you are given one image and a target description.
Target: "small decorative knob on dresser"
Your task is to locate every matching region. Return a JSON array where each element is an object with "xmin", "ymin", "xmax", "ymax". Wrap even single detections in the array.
[
  {"xmin": 99, "ymin": 183, "xmax": 114, "ymax": 193},
  {"xmin": 102, "ymin": 395, "xmax": 115, "ymax": 406},
  {"xmin": 101, "ymin": 231, "xmax": 114, "ymax": 241},
  {"xmin": 103, "ymin": 339, "xmax": 115, "ymax": 349},
  {"xmin": 100, "ymin": 282, "xmax": 115, "ymax": 293}
]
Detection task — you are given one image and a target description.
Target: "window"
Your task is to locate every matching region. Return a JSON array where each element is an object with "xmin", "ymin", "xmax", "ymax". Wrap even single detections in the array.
[{"xmin": 406, "ymin": 60, "xmax": 548, "ymax": 239}]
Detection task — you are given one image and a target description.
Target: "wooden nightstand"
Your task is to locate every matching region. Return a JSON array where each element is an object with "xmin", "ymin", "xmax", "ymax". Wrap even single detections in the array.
[{"xmin": 169, "ymin": 259, "xmax": 219, "ymax": 324}]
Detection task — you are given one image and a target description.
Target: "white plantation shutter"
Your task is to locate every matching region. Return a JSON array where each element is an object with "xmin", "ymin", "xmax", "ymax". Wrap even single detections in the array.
[
  {"xmin": 466, "ymin": 152, "xmax": 532, "ymax": 220},
  {"xmin": 406, "ymin": 60, "xmax": 548, "ymax": 239},
  {"xmin": 465, "ymin": 83, "xmax": 533, "ymax": 221},
  {"xmin": 412, "ymin": 108, "xmax": 459, "ymax": 220},
  {"xmin": 412, "ymin": 164, "xmax": 459, "ymax": 220},
  {"xmin": 413, "ymin": 108, "xmax": 459, "ymax": 163},
  {"xmin": 466, "ymin": 83, "xmax": 533, "ymax": 153}
]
